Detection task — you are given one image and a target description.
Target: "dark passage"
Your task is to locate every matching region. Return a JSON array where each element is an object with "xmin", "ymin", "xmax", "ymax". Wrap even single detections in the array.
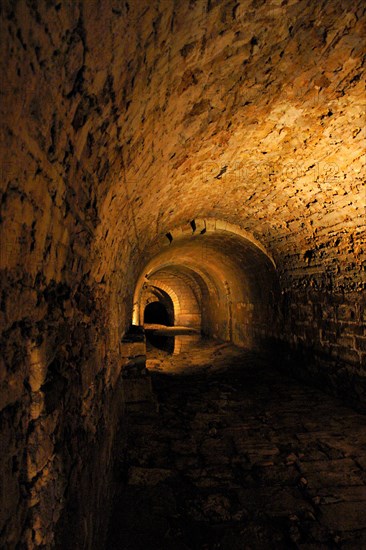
[
  {"xmin": 107, "ymin": 342, "xmax": 366, "ymax": 549},
  {"xmin": 144, "ymin": 301, "xmax": 171, "ymax": 326}
]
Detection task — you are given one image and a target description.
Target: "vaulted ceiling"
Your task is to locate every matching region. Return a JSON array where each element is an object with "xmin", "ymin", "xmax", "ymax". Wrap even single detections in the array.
[{"xmin": 1, "ymin": 0, "xmax": 365, "ymax": 326}]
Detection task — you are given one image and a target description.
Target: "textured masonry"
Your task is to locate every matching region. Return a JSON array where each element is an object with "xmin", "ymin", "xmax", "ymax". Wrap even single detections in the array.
[{"xmin": 0, "ymin": 0, "xmax": 365, "ymax": 548}]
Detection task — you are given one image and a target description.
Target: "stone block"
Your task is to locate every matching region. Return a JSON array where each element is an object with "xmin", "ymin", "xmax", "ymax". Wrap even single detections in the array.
[
  {"xmin": 337, "ymin": 305, "xmax": 356, "ymax": 322},
  {"xmin": 122, "ymin": 355, "xmax": 147, "ymax": 374},
  {"xmin": 334, "ymin": 347, "xmax": 361, "ymax": 365},
  {"xmin": 320, "ymin": 501, "xmax": 366, "ymax": 531},
  {"xmin": 355, "ymin": 336, "xmax": 366, "ymax": 352},
  {"xmin": 120, "ymin": 341, "xmax": 146, "ymax": 359},
  {"xmin": 128, "ymin": 467, "xmax": 173, "ymax": 486}
]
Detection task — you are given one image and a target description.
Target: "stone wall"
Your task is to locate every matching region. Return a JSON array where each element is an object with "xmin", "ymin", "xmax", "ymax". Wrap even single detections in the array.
[
  {"xmin": 1, "ymin": 0, "xmax": 365, "ymax": 547},
  {"xmin": 283, "ymin": 290, "xmax": 365, "ymax": 409},
  {"xmin": 275, "ymin": 286, "xmax": 366, "ymax": 412},
  {"xmin": 150, "ymin": 272, "xmax": 202, "ymax": 329},
  {"xmin": 0, "ymin": 2, "xmax": 131, "ymax": 546},
  {"xmin": 0, "ymin": 265, "xmax": 126, "ymax": 548}
]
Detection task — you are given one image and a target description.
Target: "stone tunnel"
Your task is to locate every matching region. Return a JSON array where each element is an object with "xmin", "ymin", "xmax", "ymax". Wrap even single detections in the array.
[{"xmin": 0, "ymin": 0, "xmax": 365, "ymax": 548}]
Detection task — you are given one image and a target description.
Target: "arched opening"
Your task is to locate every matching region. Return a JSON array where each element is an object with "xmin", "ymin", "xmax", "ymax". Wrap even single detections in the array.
[
  {"xmin": 140, "ymin": 285, "xmax": 175, "ymax": 327},
  {"xmin": 133, "ymin": 220, "xmax": 279, "ymax": 349},
  {"xmin": 144, "ymin": 301, "xmax": 170, "ymax": 326}
]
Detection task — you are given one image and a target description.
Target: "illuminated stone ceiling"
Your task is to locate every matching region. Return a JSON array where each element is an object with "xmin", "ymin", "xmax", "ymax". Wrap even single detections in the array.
[{"xmin": 1, "ymin": 0, "xmax": 364, "ymax": 312}]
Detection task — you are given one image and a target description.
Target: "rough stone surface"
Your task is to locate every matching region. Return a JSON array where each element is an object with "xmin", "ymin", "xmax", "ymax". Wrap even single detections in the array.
[
  {"xmin": 0, "ymin": 0, "xmax": 365, "ymax": 547},
  {"xmin": 108, "ymin": 340, "xmax": 366, "ymax": 549}
]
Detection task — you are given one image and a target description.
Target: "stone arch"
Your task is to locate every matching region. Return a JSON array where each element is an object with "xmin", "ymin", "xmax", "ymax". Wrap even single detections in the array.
[
  {"xmin": 133, "ymin": 280, "xmax": 182, "ymax": 327},
  {"xmin": 139, "ymin": 284, "xmax": 174, "ymax": 326},
  {"xmin": 149, "ymin": 271, "xmax": 202, "ymax": 329},
  {"xmin": 133, "ymin": 220, "xmax": 279, "ymax": 347},
  {"xmin": 1, "ymin": 2, "xmax": 365, "ymax": 547}
]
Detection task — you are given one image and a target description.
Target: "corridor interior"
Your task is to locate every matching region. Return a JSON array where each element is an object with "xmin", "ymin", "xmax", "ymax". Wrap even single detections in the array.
[
  {"xmin": 108, "ymin": 337, "xmax": 366, "ymax": 549},
  {"xmin": 0, "ymin": 0, "xmax": 365, "ymax": 549}
]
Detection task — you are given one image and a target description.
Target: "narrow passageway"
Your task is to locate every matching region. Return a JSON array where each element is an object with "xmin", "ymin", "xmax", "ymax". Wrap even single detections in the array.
[
  {"xmin": 108, "ymin": 339, "xmax": 366, "ymax": 550},
  {"xmin": 1, "ymin": 2, "xmax": 365, "ymax": 546}
]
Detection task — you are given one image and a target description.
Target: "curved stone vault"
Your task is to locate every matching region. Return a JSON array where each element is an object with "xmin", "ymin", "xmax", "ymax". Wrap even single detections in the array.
[
  {"xmin": 0, "ymin": 0, "xmax": 365, "ymax": 547},
  {"xmin": 133, "ymin": 219, "xmax": 279, "ymax": 345}
]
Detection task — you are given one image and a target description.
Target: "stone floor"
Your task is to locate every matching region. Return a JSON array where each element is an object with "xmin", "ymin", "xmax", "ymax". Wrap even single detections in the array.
[{"xmin": 107, "ymin": 339, "xmax": 366, "ymax": 549}]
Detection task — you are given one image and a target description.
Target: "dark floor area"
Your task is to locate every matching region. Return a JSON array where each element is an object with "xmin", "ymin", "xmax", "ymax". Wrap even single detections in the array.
[{"xmin": 107, "ymin": 340, "xmax": 366, "ymax": 549}]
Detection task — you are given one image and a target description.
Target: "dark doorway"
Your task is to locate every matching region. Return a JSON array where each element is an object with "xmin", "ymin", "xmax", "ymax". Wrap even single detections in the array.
[{"xmin": 144, "ymin": 301, "xmax": 171, "ymax": 326}]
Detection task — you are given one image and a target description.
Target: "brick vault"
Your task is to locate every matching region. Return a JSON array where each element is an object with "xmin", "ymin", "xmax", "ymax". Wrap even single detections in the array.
[{"xmin": 0, "ymin": 1, "xmax": 365, "ymax": 548}]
